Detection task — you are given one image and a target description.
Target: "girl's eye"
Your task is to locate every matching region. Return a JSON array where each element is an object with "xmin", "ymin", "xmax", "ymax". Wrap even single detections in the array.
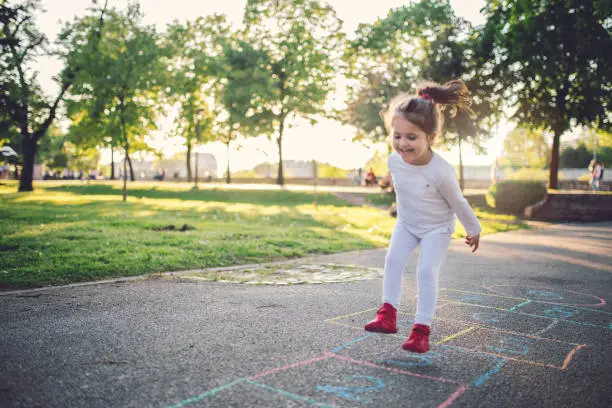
[{"xmin": 408, "ymin": 135, "xmax": 417, "ymax": 141}]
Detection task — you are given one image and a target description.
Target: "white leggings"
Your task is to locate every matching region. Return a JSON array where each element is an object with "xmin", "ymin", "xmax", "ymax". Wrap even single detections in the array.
[{"xmin": 382, "ymin": 222, "xmax": 451, "ymax": 325}]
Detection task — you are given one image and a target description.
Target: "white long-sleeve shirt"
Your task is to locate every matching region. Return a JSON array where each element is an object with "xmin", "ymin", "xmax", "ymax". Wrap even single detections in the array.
[{"xmin": 388, "ymin": 151, "xmax": 482, "ymax": 237}]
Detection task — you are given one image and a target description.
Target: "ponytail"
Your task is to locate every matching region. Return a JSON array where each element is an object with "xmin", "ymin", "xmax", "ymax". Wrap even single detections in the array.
[{"xmin": 382, "ymin": 79, "xmax": 473, "ymax": 143}]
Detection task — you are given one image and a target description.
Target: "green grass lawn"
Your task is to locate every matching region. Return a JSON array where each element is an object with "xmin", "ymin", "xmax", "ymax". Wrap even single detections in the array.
[{"xmin": 0, "ymin": 181, "xmax": 527, "ymax": 289}]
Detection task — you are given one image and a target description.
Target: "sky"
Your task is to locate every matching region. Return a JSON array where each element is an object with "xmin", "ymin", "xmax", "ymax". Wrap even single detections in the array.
[{"xmin": 33, "ymin": 0, "xmax": 510, "ymax": 175}]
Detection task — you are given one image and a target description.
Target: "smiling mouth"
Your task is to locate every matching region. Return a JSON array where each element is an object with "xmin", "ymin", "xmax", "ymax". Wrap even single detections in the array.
[{"xmin": 400, "ymin": 149, "xmax": 414, "ymax": 153}]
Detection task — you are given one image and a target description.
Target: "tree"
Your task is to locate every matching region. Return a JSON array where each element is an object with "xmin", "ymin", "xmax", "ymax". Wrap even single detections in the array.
[
  {"xmin": 479, "ymin": 0, "xmax": 611, "ymax": 189},
  {"xmin": 213, "ymin": 36, "xmax": 275, "ymax": 183},
  {"xmin": 0, "ymin": 0, "xmax": 107, "ymax": 191},
  {"xmin": 62, "ymin": 3, "xmax": 168, "ymax": 200},
  {"xmin": 165, "ymin": 15, "xmax": 230, "ymax": 182},
  {"xmin": 243, "ymin": 0, "xmax": 344, "ymax": 185},
  {"xmin": 500, "ymin": 126, "xmax": 551, "ymax": 168}
]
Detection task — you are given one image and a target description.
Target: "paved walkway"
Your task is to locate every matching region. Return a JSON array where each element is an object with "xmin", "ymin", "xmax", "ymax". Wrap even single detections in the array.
[{"xmin": 1, "ymin": 222, "xmax": 611, "ymax": 407}]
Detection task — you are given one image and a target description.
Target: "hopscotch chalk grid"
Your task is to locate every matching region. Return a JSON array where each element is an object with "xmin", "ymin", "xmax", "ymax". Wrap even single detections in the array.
[{"xmin": 169, "ymin": 285, "xmax": 608, "ymax": 407}]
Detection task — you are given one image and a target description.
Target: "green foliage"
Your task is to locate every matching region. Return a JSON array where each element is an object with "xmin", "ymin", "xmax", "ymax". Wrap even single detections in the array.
[
  {"xmin": 480, "ymin": 0, "xmax": 611, "ymax": 134},
  {"xmin": 212, "ymin": 34, "xmax": 278, "ymax": 181},
  {"xmin": 36, "ymin": 124, "xmax": 66, "ymax": 167},
  {"xmin": 500, "ymin": 126, "xmax": 551, "ymax": 168},
  {"xmin": 559, "ymin": 144, "xmax": 593, "ymax": 168},
  {"xmin": 62, "ymin": 4, "xmax": 167, "ymax": 150},
  {"xmin": 486, "ymin": 180, "xmax": 547, "ymax": 214},
  {"xmin": 215, "ymin": 36, "xmax": 276, "ymax": 140},
  {"xmin": 316, "ymin": 162, "xmax": 349, "ymax": 178},
  {"xmin": 36, "ymin": 124, "xmax": 101, "ymax": 171},
  {"xmin": 165, "ymin": 15, "xmax": 230, "ymax": 153}
]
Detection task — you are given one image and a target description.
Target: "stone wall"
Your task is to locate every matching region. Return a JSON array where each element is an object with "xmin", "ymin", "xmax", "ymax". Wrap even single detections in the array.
[
  {"xmin": 525, "ymin": 193, "xmax": 612, "ymax": 222},
  {"xmin": 558, "ymin": 180, "xmax": 611, "ymax": 191}
]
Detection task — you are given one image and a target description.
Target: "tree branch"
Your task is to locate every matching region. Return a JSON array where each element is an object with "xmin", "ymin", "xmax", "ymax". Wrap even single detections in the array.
[
  {"xmin": 10, "ymin": 13, "xmax": 30, "ymax": 39},
  {"xmin": 33, "ymin": 0, "xmax": 109, "ymax": 141},
  {"xmin": 33, "ymin": 80, "xmax": 71, "ymax": 141},
  {"xmin": 18, "ymin": 36, "xmax": 45, "ymax": 64}
]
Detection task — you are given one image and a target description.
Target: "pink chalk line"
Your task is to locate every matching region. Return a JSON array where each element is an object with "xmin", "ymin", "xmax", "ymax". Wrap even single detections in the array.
[
  {"xmin": 330, "ymin": 354, "xmax": 462, "ymax": 385},
  {"xmin": 248, "ymin": 353, "xmax": 333, "ymax": 380},
  {"xmin": 437, "ymin": 385, "xmax": 469, "ymax": 408}
]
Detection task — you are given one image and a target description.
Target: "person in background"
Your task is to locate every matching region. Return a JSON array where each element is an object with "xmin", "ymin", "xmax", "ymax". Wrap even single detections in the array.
[
  {"xmin": 588, "ymin": 159, "xmax": 604, "ymax": 191},
  {"xmin": 490, "ymin": 157, "xmax": 503, "ymax": 184},
  {"xmin": 364, "ymin": 168, "xmax": 377, "ymax": 186}
]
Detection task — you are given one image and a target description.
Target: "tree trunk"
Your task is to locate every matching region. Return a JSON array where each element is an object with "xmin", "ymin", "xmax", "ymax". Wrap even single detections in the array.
[
  {"xmin": 127, "ymin": 154, "xmax": 135, "ymax": 182},
  {"xmin": 122, "ymin": 150, "xmax": 128, "ymax": 202},
  {"xmin": 276, "ymin": 120, "xmax": 285, "ymax": 186},
  {"xmin": 186, "ymin": 142, "xmax": 192, "ymax": 182},
  {"xmin": 120, "ymin": 104, "xmax": 129, "ymax": 201},
  {"xmin": 225, "ymin": 139, "xmax": 232, "ymax": 184},
  {"xmin": 18, "ymin": 135, "xmax": 37, "ymax": 192},
  {"xmin": 548, "ymin": 129, "xmax": 561, "ymax": 190},
  {"xmin": 110, "ymin": 147, "xmax": 115, "ymax": 180},
  {"xmin": 458, "ymin": 139, "xmax": 465, "ymax": 192}
]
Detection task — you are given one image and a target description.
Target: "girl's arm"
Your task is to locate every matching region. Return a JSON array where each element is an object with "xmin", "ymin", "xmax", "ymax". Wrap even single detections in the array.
[{"xmin": 438, "ymin": 173, "xmax": 482, "ymax": 238}]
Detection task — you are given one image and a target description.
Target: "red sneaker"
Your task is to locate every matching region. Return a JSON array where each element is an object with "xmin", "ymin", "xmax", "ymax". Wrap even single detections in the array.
[
  {"xmin": 402, "ymin": 324, "xmax": 431, "ymax": 353},
  {"xmin": 364, "ymin": 303, "xmax": 397, "ymax": 334}
]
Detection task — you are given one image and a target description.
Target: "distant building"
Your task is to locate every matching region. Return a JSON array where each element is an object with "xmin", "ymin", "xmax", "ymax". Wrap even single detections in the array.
[
  {"xmin": 111, "ymin": 153, "xmax": 217, "ymax": 180},
  {"xmin": 111, "ymin": 160, "xmax": 154, "ymax": 179},
  {"xmin": 459, "ymin": 165, "xmax": 492, "ymax": 181},
  {"xmin": 253, "ymin": 160, "xmax": 315, "ymax": 178},
  {"xmin": 158, "ymin": 153, "xmax": 217, "ymax": 180}
]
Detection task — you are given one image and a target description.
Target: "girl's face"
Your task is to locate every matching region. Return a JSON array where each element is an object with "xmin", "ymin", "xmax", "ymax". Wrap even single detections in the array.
[{"xmin": 391, "ymin": 116, "xmax": 433, "ymax": 165}]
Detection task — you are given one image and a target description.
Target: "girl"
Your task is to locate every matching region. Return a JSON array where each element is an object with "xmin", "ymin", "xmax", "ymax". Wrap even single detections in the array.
[{"xmin": 364, "ymin": 80, "xmax": 481, "ymax": 353}]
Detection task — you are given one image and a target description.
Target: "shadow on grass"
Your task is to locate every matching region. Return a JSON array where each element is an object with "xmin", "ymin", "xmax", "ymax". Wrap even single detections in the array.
[{"xmin": 43, "ymin": 184, "xmax": 352, "ymax": 207}]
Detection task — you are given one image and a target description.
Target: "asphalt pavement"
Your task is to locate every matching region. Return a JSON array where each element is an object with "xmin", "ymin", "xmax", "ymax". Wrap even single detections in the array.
[{"xmin": 1, "ymin": 222, "xmax": 611, "ymax": 408}]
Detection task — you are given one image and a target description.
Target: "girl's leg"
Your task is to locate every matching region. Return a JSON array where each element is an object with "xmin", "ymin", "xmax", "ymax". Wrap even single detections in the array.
[
  {"xmin": 414, "ymin": 232, "xmax": 452, "ymax": 325},
  {"xmin": 382, "ymin": 222, "xmax": 420, "ymax": 308}
]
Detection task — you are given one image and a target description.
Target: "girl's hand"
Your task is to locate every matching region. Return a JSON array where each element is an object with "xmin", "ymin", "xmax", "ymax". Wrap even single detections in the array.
[{"xmin": 465, "ymin": 234, "xmax": 480, "ymax": 253}]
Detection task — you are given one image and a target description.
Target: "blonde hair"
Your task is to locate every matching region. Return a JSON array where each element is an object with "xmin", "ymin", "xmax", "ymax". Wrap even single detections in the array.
[{"xmin": 382, "ymin": 79, "xmax": 472, "ymax": 144}]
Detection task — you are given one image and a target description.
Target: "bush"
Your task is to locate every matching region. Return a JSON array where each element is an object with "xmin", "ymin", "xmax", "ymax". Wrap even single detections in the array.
[{"xmin": 486, "ymin": 180, "xmax": 547, "ymax": 214}]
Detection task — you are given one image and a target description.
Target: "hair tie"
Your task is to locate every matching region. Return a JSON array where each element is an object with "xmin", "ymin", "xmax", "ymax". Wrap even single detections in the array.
[{"xmin": 421, "ymin": 93, "xmax": 432, "ymax": 101}]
